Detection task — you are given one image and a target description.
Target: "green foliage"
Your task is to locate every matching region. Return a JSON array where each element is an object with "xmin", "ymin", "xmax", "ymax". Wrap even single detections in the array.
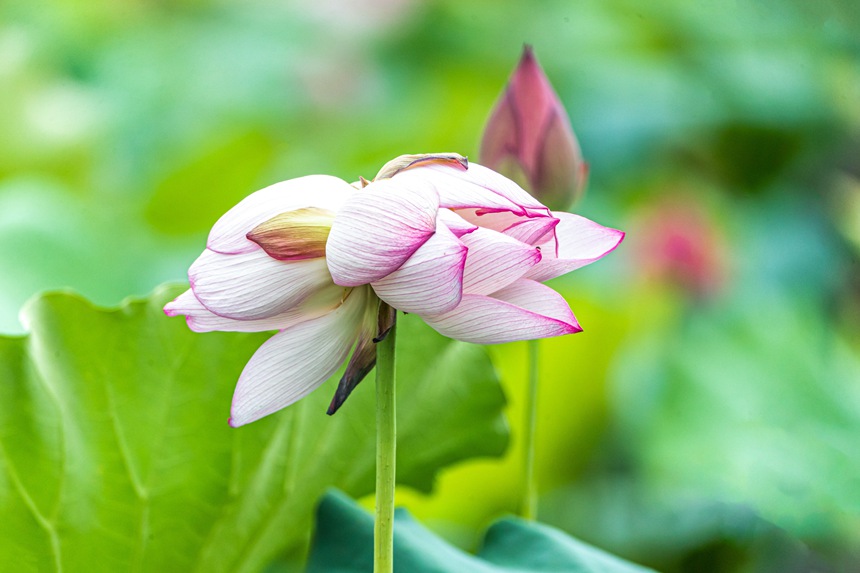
[
  {"xmin": 2, "ymin": 0, "xmax": 860, "ymax": 571},
  {"xmin": 306, "ymin": 490, "xmax": 655, "ymax": 573},
  {"xmin": 540, "ymin": 291, "xmax": 860, "ymax": 569},
  {"xmin": 0, "ymin": 287, "xmax": 507, "ymax": 572},
  {"xmin": 624, "ymin": 296, "xmax": 860, "ymax": 541}
]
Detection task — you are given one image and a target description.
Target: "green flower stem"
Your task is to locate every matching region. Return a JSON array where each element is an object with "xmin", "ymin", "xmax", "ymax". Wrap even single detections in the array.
[
  {"xmin": 522, "ymin": 338, "xmax": 539, "ymax": 520},
  {"xmin": 375, "ymin": 321, "xmax": 397, "ymax": 573}
]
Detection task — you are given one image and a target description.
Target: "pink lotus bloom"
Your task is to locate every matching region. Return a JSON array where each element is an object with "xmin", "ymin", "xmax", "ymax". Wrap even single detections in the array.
[
  {"xmin": 481, "ymin": 45, "xmax": 588, "ymax": 211},
  {"xmin": 165, "ymin": 154, "xmax": 623, "ymax": 426}
]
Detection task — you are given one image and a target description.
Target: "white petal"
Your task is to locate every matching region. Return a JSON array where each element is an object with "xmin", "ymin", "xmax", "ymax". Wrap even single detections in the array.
[
  {"xmin": 207, "ymin": 175, "xmax": 355, "ymax": 255},
  {"xmin": 189, "ymin": 248, "xmax": 337, "ymax": 320},
  {"xmin": 392, "ymin": 162, "xmax": 549, "ymax": 217},
  {"xmin": 326, "ymin": 178, "xmax": 439, "ymax": 286},
  {"xmin": 163, "ymin": 287, "xmax": 343, "ymax": 333},
  {"xmin": 461, "ymin": 227, "xmax": 541, "ymax": 296},
  {"xmin": 371, "ymin": 220, "xmax": 466, "ymax": 315},
  {"xmin": 524, "ymin": 212, "xmax": 625, "ymax": 282},
  {"xmin": 422, "ymin": 279, "xmax": 580, "ymax": 344},
  {"xmin": 229, "ymin": 286, "xmax": 371, "ymax": 426}
]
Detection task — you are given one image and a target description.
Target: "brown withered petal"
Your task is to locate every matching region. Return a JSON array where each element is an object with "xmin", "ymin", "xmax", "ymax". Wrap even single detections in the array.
[
  {"xmin": 247, "ymin": 207, "xmax": 335, "ymax": 261},
  {"xmin": 327, "ymin": 332, "xmax": 377, "ymax": 415},
  {"xmin": 374, "ymin": 153, "xmax": 468, "ymax": 181},
  {"xmin": 374, "ymin": 300, "xmax": 397, "ymax": 343}
]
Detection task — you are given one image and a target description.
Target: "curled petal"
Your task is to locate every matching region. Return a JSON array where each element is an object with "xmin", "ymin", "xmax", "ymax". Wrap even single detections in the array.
[
  {"xmin": 246, "ymin": 207, "xmax": 335, "ymax": 261},
  {"xmin": 371, "ymin": 220, "xmax": 467, "ymax": 315},
  {"xmin": 524, "ymin": 212, "xmax": 625, "ymax": 282},
  {"xmin": 208, "ymin": 175, "xmax": 354, "ymax": 255},
  {"xmin": 229, "ymin": 286, "xmax": 371, "ymax": 427},
  {"xmin": 461, "ymin": 227, "xmax": 541, "ymax": 296},
  {"xmin": 422, "ymin": 279, "xmax": 580, "ymax": 344},
  {"xmin": 189, "ymin": 248, "xmax": 336, "ymax": 320},
  {"xmin": 391, "ymin": 162, "xmax": 548, "ymax": 217},
  {"xmin": 163, "ymin": 287, "xmax": 343, "ymax": 333},
  {"xmin": 374, "ymin": 153, "xmax": 468, "ymax": 180},
  {"xmin": 326, "ymin": 178, "xmax": 439, "ymax": 287}
]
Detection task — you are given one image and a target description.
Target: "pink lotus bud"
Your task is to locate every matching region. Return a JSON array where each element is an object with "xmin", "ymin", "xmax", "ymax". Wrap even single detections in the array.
[{"xmin": 480, "ymin": 46, "xmax": 587, "ymax": 211}]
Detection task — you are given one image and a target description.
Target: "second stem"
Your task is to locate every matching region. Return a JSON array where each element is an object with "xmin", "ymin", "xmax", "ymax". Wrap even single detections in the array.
[{"xmin": 522, "ymin": 338, "xmax": 539, "ymax": 520}]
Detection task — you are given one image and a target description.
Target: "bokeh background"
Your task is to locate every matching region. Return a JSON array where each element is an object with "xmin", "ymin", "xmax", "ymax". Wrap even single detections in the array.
[{"xmin": 2, "ymin": 0, "xmax": 860, "ymax": 571}]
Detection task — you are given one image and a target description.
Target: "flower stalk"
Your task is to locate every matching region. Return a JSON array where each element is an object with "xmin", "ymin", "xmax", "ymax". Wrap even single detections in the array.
[
  {"xmin": 374, "ymin": 320, "xmax": 397, "ymax": 573},
  {"xmin": 522, "ymin": 338, "xmax": 539, "ymax": 520}
]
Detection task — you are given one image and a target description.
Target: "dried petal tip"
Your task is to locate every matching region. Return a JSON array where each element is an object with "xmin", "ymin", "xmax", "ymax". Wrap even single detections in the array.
[
  {"xmin": 480, "ymin": 45, "xmax": 586, "ymax": 211},
  {"xmin": 327, "ymin": 334, "xmax": 377, "ymax": 415},
  {"xmin": 374, "ymin": 300, "xmax": 397, "ymax": 343},
  {"xmin": 374, "ymin": 153, "xmax": 468, "ymax": 181}
]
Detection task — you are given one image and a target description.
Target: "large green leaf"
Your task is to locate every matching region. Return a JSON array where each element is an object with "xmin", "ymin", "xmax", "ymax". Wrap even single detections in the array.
[
  {"xmin": 0, "ymin": 285, "xmax": 507, "ymax": 572},
  {"xmin": 306, "ymin": 490, "xmax": 655, "ymax": 572}
]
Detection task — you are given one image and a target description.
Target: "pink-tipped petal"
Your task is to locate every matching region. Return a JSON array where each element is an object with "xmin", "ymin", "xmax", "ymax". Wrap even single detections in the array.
[
  {"xmin": 326, "ymin": 178, "xmax": 439, "ymax": 287},
  {"xmin": 163, "ymin": 288, "xmax": 199, "ymax": 318},
  {"xmin": 461, "ymin": 227, "xmax": 541, "ymax": 296},
  {"xmin": 422, "ymin": 279, "xmax": 580, "ymax": 344},
  {"xmin": 371, "ymin": 220, "xmax": 467, "ymax": 315},
  {"xmin": 453, "ymin": 208, "xmax": 557, "ymax": 247},
  {"xmin": 208, "ymin": 175, "xmax": 354, "ymax": 255},
  {"xmin": 163, "ymin": 287, "xmax": 343, "ymax": 333},
  {"xmin": 229, "ymin": 286, "xmax": 371, "ymax": 427},
  {"xmin": 491, "ymin": 279, "xmax": 580, "ymax": 329},
  {"xmin": 189, "ymin": 248, "xmax": 336, "ymax": 320},
  {"xmin": 453, "ymin": 208, "xmax": 522, "ymax": 233},
  {"xmin": 437, "ymin": 208, "xmax": 478, "ymax": 238},
  {"xmin": 391, "ymin": 162, "xmax": 548, "ymax": 217},
  {"xmin": 524, "ymin": 212, "xmax": 625, "ymax": 282},
  {"xmin": 502, "ymin": 216, "xmax": 559, "ymax": 246}
]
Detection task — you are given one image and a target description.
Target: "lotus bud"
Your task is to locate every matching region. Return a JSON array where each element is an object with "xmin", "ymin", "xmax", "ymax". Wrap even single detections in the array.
[{"xmin": 480, "ymin": 46, "xmax": 587, "ymax": 211}]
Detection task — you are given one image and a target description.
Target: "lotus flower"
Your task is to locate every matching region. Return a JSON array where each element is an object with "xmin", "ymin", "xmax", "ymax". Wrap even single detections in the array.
[
  {"xmin": 164, "ymin": 154, "xmax": 623, "ymax": 426},
  {"xmin": 481, "ymin": 45, "xmax": 588, "ymax": 211}
]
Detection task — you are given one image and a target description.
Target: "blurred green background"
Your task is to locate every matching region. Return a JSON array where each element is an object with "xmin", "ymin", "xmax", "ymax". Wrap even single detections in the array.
[{"xmin": 2, "ymin": 0, "xmax": 860, "ymax": 571}]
